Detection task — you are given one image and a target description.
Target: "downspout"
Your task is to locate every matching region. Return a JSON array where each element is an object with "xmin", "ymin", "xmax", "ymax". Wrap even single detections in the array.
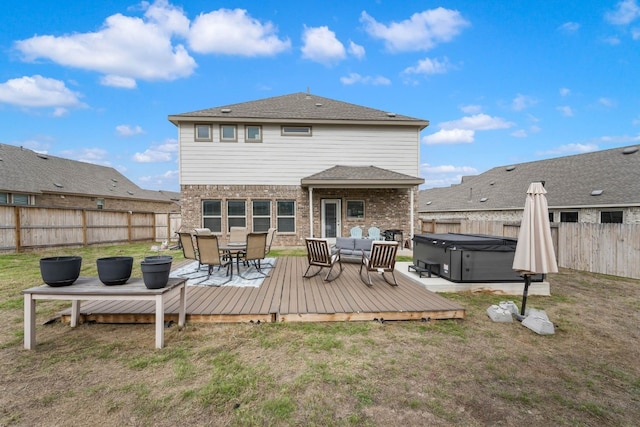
[
  {"xmin": 410, "ymin": 188, "xmax": 414, "ymax": 247},
  {"xmin": 309, "ymin": 187, "xmax": 314, "ymax": 237}
]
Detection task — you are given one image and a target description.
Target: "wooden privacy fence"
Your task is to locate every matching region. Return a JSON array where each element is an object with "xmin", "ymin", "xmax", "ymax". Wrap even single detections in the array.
[
  {"xmin": 0, "ymin": 205, "xmax": 181, "ymax": 252},
  {"xmin": 420, "ymin": 220, "xmax": 640, "ymax": 279}
]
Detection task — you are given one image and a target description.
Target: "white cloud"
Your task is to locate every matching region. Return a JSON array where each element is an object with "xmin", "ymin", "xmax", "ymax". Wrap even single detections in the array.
[
  {"xmin": 460, "ymin": 104, "xmax": 482, "ymax": 114},
  {"xmin": 0, "ymin": 75, "xmax": 83, "ymax": 108},
  {"xmin": 116, "ymin": 125, "xmax": 145, "ymax": 137},
  {"xmin": 59, "ymin": 147, "xmax": 111, "ymax": 165},
  {"xmin": 423, "ymin": 128, "xmax": 475, "ymax": 145},
  {"xmin": 557, "ymin": 105, "xmax": 574, "ymax": 116},
  {"xmin": 138, "ymin": 169, "xmax": 179, "ymax": 190},
  {"xmin": 598, "ymin": 97, "xmax": 616, "ymax": 107},
  {"xmin": 340, "ymin": 73, "xmax": 390, "ymax": 85},
  {"xmin": 360, "ymin": 8, "xmax": 469, "ymax": 52},
  {"xmin": 15, "ymin": 7, "xmax": 196, "ymax": 86},
  {"xmin": 511, "ymin": 129, "xmax": 528, "ymax": 138},
  {"xmin": 558, "ymin": 22, "xmax": 580, "ymax": 32},
  {"xmin": 143, "ymin": 0, "xmax": 190, "ymax": 37},
  {"xmin": 605, "ymin": 0, "xmax": 640, "ymax": 25},
  {"xmin": 439, "ymin": 113, "xmax": 514, "ymax": 131},
  {"xmin": 189, "ymin": 8, "xmax": 290, "ymax": 56},
  {"xmin": 101, "ymin": 75, "xmax": 137, "ymax": 89},
  {"xmin": 512, "ymin": 93, "xmax": 537, "ymax": 111},
  {"xmin": 348, "ymin": 41, "xmax": 365, "ymax": 59},
  {"xmin": 301, "ymin": 26, "xmax": 346, "ymax": 65},
  {"xmin": 132, "ymin": 139, "xmax": 178, "ymax": 162},
  {"xmin": 421, "ymin": 163, "xmax": 478, "ymax": 188},
  {"xmin": 403, "ymin": 57, "xmax": 451, "ymax": 75},
  {"xmin": 537, "ymin": 143, "xmax": 598, "ymax": 156},
  {"xmin": 559, "ymin": 87, "xmax": 570, "ymax": 96},
  {"xmin": 603, "ymin": 36, "xmax": 622, "ymax": 45}
]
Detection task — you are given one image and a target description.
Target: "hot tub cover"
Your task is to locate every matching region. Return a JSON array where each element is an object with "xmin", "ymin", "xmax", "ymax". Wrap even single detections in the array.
[{"xmin": 412, "ymin": 233, "xmax": 518, "ymax": 252}]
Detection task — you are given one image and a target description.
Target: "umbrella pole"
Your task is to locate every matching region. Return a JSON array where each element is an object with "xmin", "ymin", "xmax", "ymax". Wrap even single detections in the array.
[{"xmin": 520, "ymin": 275, "xmax": 531, "ymax": 317}]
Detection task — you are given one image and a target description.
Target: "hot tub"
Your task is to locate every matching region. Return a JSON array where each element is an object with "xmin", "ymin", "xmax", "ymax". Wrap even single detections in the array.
[{"xmin": 412, "ymin": 233, "xmax": 542, "ymax": 283}]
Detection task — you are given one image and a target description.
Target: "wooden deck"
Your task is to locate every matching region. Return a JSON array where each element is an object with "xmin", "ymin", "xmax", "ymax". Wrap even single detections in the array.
[{"xmin": 60, "ymin": 256, "xmax": 465, "ymax": 324}]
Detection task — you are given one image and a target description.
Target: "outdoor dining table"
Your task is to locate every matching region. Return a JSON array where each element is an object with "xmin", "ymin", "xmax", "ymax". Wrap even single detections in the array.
[
  {"xmin": 219, "ymin": 242, "xmax": 247, "ymax": 277},
  {"xmin": 23, "ymin": 276, "xmax": 187, "ymax": 350}
]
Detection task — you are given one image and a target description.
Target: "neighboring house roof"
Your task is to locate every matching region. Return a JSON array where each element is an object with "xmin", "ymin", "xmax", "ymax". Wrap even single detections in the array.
[
  {"xmin": 0, "ymin": 143, "xmax": 178, "ymax": 203},
  {"xmin": 168, "ymin": 92, "xmax": 429, "ymax": 128},
  {"xmin": 301, "ymin": 165, "xmax": 424, "ymax": 188},
  {"xmin": 419, "ymin": 145, "xmax": 640, "ymax": 212}
]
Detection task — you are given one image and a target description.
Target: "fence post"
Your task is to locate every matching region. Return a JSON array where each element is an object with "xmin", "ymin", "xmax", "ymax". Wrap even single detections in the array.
[
  {"xmin": 82, "ymin": 209, "xmax": 87, "ymax": 246},
  {"xmin": 14, "ymin": 206, "xmax": 21, "ymax": 253}
]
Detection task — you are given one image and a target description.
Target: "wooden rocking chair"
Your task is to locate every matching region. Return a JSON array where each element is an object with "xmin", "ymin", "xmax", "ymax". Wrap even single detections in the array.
[
  {"xmin": 359, "ymin": 241, "xmax": 399, "ymax": 287},
  {"xmin": 303, "ymin": 238, "xmax": 343, "ymax": 282}
]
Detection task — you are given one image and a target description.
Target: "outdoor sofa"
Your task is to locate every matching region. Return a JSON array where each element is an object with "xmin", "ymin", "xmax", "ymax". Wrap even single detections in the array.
[{"xmin": 332, "ymin": 237, "xmax": 373, "ymax": 263}]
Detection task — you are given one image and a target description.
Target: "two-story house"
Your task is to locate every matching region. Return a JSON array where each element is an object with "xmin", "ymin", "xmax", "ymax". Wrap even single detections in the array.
[{"xmin": 168, "ymin": 92, "xmax": 428, "ymax": 246}]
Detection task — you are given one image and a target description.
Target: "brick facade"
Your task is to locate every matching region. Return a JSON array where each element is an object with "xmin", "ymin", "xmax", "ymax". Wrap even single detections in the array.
[
  {"xmin": 36, "ymin": 193, "xmax": 179, "ymax": 213},
  {"xmin": 181, "ymin": 184, "xmax": 420, "ymax": 247}
]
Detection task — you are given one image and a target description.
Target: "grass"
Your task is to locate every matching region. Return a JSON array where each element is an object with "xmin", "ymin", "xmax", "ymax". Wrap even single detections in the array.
[{"xmin": 0, "ymin": 242, "xmax": 639, "ymax": 426}]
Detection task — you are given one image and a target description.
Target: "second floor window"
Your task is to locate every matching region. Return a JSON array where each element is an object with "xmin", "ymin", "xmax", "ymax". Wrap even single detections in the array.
[
  {"xmin": 195, "ymin": 124, "xmax": 212, "ymax": 141},
  {"xmin": 221, "ymin": 125, "xmax": 237, "ymax": 142}
]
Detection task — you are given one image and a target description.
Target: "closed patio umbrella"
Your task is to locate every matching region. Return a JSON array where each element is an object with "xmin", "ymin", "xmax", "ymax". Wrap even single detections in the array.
[{"xmin": 513, "ymin": 182, "xmax": 558, "ymax": 317}]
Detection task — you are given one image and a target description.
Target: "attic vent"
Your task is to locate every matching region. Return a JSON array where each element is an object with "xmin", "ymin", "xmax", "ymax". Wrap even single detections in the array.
[
  {"xmin": 505, "ymin": 165, "xmax": 516, "ymax": 171},
  {"xmin": 622, "ymin": 146, "xmax": 638, "ymax": 154},
  {"xmin": 386, "ymin": 112, "xmax": 396, "ymax": 117},
  {"xmin": 111, "ymin": 178, "xmax": 118, "ymax": 182},
  {"xmin": 53, "ymin": 182, "xmax": 64, "ymax": 188},
  {"xmin": 489, "ymin": 181, "xmax": 495, "ymax": 185},
  {"xmin": 37, "ymin": 153, "xmax": 48, "ymax": 160},
  {"xmin": 315, "ymin": 103, "xmax": 322, "ymax": 107},
  {"xmin": 591, "ymin": 189, "xmax": 604, "ymax": 196},
  {"xmin": 221, "ymin": 108, "xmax": 231, "ymax": 113},
  {"xmin": 480, "ymin": 197, "xmax": 488, "ymax": 202},
  {"xmin": 426, "ymin": 201, "xmax": 432, "ymax": 205},
  {"xmin": 111, "ymin": 183, "xmax": 116, "ymax": 187},
  {"xmin": 127, "ymin": 190, "xmax": 134, "ymax": 195}
]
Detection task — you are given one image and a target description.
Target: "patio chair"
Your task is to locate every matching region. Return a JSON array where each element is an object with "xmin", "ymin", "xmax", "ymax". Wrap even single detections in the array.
[
  {"xmin": 237, "ymin": 232, "xmax": 269, "ymax": 279},
  {"xmin": 262, "ymin": 227, "xmax": 277, "ymax": 268},
  {"xmin": 193, "ymin": 227, "xmax": 212, "ymax": 235},
  {"xmin": 359, "ymin": 241, "xmax": 399, "ymax": 287},
  {"xmin": 194, "ymin": 234, "xmax": 232, "ymax": 284},
  {"xmin": 229, "ymin": 226, "xmax": 248, "ymax": 244},
  {"xmin": 367, "ymin": 227, "xmax": 381, "ymax": 240},
  {"xmin": 177, "ymin": 232, "xmax": 205, "ymax": 273},
  {"xmin": 304, "ymin": 238, "xmax": 343, "ymax": 282},
  {"xmin": 350, "ymin": 226, "xmax": 363, "ymax": 238}
]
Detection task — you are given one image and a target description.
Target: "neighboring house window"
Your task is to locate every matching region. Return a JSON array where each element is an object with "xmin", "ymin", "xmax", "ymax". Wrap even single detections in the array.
[
  {"xmin": 12, "ymin": 193, "xmax": 30, "ymax": 205},
  {"xmin": 281, "ymin": 126, "xmax": 312, "ymax": 136},
  {"xmin": 277, "ymin": 200, "xmax": 295, "ymax": 232},
  {"xmin": 220, "ymin": 125, "xmax": 237, "ymax": 142},
  {"xmin": 560, "ymin": 211, "xmax": 578, "ymax": 222},
  {"xmin": 0, "ymin": 193, "xmax": 7, "ymax": 204},
  {"xmin": 97, "ymin": 199, "xmax": 104, "ymax": 209},
  {"xmin": 246, "ymin": 125, "xmax": 262, "ymax": 142},
  {"xmin": 346, "ymin": 200, "xmax": 365, "ymax": 219},
  {"xmin": 195, "ymin": 124, "xmax": 212, "ymax": 141},
  {"xmin": 227, "ymin": 200, "xmax": 246, "ymax": 230},
  {"xmin": 203, "ymin": 200, "xmax": 222, "ymax": 232},
  {"xmin": 601, "ymin": 211, "xmax": 623, "ymax": 223},
  {"xmin": 252, "ymin": 200, "xmax": 271, "ymax": 232}
]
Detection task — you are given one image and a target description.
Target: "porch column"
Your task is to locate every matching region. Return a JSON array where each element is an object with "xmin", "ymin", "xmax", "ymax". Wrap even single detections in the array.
[{"xmin": 308, "ymin": 187, "xmax": 314, "ymax": 237}]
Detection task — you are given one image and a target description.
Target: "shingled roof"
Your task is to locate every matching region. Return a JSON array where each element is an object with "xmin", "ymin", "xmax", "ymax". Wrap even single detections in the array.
[
  {"xmin": 419, "ymin": 145, "xmax": 640, "ymax": 212},
  {"xmin": 0, "ymin": 143, "xmax": 178, "ymax": 203},
  {"xmin": 301, "ymin": 165, "xmax": 424, "ymax": 188},
  {"xmin": 168, "ymin": 92, "xmax": 429, "ymax": 128}
]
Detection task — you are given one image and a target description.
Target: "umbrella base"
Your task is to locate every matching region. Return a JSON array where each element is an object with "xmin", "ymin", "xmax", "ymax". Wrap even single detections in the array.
[{"xmin": 520, "ymin": 308, "xmax": 555, "ymax": 335}]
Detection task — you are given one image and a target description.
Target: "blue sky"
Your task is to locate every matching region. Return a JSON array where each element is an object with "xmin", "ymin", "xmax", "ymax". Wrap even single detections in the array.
[{"xmin": 1, "ymin": 0, "xmax": 639, "ymax": 192}]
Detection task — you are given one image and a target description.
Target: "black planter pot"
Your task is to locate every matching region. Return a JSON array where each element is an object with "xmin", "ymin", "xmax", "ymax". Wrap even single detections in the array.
[
  {"xmin": 140, "ymin": 258, "xmax": 173, "ymax": 289},
  {"xmin": 144, "ymin": 255, "xmax": 174, "ymax": 263},
  {"xmin": 40, "ymin": 256, "xmax": 82, "ymax": 287},
  {"xmin": 96, "ymin": 256, "xmax": 133, "ymax": 285}
]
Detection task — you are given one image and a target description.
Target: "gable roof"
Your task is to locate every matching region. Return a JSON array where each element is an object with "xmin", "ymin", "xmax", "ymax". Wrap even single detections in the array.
[
  {"xmin": 0, "ymin": 143, "xmax": 178, "ymax": 203},
  {"xmin": 419, "ymin": 145, "xmax": 640, "ymax": 212},
  {"xmin": 168, "ymin": 92, "xmax": 429, "ymax": 128},
  {"xmin": 302, "ymin": 165, "xmax": 424, "ymax": 188}
]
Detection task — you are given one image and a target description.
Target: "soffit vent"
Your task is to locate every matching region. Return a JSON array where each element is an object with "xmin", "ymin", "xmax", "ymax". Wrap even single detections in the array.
[
  {"xmin": 591, "ymin": 190, "xmax": 604, "ymax": 196},
  {"xmin": 622, "ymin": 146, "xmax": 638, "ymax": 154}
]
